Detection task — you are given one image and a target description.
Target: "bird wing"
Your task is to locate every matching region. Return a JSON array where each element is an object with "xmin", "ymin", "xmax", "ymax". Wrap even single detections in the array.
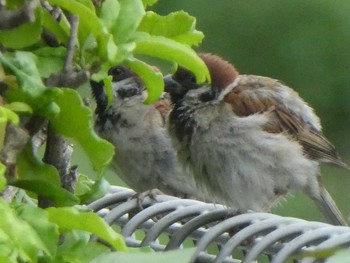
[{"xmin": 224, "ymin": 75, "xmax": 349, "ymax": 169}]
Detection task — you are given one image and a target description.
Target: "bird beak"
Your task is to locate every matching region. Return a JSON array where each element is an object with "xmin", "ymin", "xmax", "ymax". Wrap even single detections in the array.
[{"xmin": 163, "ymin": 74, "xmax": 181, "ymax": 93}]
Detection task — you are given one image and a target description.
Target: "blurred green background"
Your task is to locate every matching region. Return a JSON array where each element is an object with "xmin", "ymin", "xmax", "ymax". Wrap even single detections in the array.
[{"xmin": 77, "ymin": 0, "xmax": 350, "ymax": 224}]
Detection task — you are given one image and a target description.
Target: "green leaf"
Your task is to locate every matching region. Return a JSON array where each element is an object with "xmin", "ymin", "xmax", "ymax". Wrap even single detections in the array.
[
  {"xmin": 0, "ymin": 51, "xmax": 61, "ymax": 117},
  {"xmin": 4, "ymin": 102, "xmax": 33, "ymax": 115},
  {"xmin": 0, "ymin": 117, "xmax": 6, "ymax": 150},
  {"xmin": 0, "ymin": 199, "xmax": 49, "ymax": 262},
  {"xmin": 33, "ymin": 47, "xmax": 66, "ymax": 78},
  {"xmin": 0, "ymin": 7, "xmax": 42, "ymax": 49},
  {"xmin": 46, "ymin": 207, "xmax": 127, "ymax": 251},
  {"xmin": 1, "ymin": 52, "xmax": 42, "ymax": 87},
  {"xmin": 56, "ymin": 231, "xmax": 110, "ymax": 263},
  {"xmin": 0, "ymin": 162, "xmax": 6, "ymax": 191},
  {"xmin": 75, "ymin": 0, "xmax": 96, "ymax": 11},
  {"xmin": 49, "ymin": 89, "xmax": 114, "ymax": 172},
  {"xmin": 0, "ymin": 106, "xmax": 19, "ymax": 125},
  {"xmin": 15, "ymin": 205, "xmax": 59, "ymax": 257},
  {"xmin": 47, "ymin": 0, "xmax": 105, "ymax": 45},
  {"xmin": 91, "ymin": 248, "xmax": 196, "ymax": 263},
  {"xmin": 42, "ymin": 8, "xmax": 69, "ymax": 45},
  {"xmin": 17, "ymin": 144, "xmax": 60, "ymax": 185},
  {"xmin": 142, "ymin": 0, "xmax": 159, "ymax": 7},
  {"xmin": 138, "ymin": 11, "xmax": 204, "ymax": 46},
  {"xmin": 14, "ymin": 144, "xmax": 78, "ymax": 206},
  {"xmin": 111, "ymin": 0, "xmax": 144, "ymax": 44},
  {"xmin": 74, "ymin": 174, "xmax": 94, "ymax": 197},
  {"xmin": 134, "ymin": 34, "xmax": 210, "ymax": 83},
  {"xmin": 11, "ymin": 179, "xmax": 78, "ymax": 206},
  {"xmin": 104, "ymin": 75, "xmax": 114, "ymax": 107},
  {"xmin": 100, "ymin": 0, "xmax": 120, "ymax": 31},
  {"xmin": 124, "ymin": 59, "xmax": 164, "ymax": 104},
  {"xmin": 77, "ymin": 178, "xmax": 110, "ymax": 204}
]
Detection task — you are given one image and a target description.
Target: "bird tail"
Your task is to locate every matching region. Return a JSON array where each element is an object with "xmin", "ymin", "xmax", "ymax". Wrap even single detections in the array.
[{"xmin": 312, "ymin": 185, "xmax": 348, "ymax": 226}]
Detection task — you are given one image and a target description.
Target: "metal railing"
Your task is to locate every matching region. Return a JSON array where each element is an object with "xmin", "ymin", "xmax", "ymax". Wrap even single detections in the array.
[{"xmin": 88, "ymin": 186, "xmax": 350, "ymax": 263}]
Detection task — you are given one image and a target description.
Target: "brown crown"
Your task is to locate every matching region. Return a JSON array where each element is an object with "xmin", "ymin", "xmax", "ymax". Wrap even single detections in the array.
[{"xmin": 198, "ymin": 53, "xmax": 239, "ymax": 89}]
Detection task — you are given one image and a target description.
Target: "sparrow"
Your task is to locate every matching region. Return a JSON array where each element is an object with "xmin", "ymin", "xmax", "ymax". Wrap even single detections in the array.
[
  {"xmin": 164, "ymin": 53, "xmax": 349, "ymax": 225},
  {"xmin": 90, "ymin": 65, "xmax": 198, "ymax": 198}
]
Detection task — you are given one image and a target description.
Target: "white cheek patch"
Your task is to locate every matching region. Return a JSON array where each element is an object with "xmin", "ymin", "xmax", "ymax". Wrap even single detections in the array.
[
  {"xmin": 141, "ymin": 90, "xmax": 148, "ymax": 101},
  {"xmin": 217, "ymin": 77, "xmax": 240, "ymax": 102}
]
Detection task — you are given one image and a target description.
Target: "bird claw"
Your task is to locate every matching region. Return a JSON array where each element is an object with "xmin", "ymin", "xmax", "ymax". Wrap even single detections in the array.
[{"xmin": 132, "ymin": 189, "xmax": 164, "ymax": 210}]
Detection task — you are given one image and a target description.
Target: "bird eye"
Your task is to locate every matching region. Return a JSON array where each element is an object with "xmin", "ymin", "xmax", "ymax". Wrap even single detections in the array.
[{"xmin": 190, "ymin": 75, "xmax": 196, "ymax": 83}]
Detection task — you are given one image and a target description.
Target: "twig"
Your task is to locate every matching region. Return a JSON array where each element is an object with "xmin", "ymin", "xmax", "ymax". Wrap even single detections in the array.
[
  {"xmin": 0, "ymin": 1, "xmax": 38, "ymax": 30},
  {"xmin": 45, "ymin": 14, "xmax": 89, "ymax": 87},
  {"xmin": 45, "ymin": 70, "xmax": 89, "ymax": 88},
  {"xmin": 64, "ymin": 14, "xmax": 78, "ymax": 72}
]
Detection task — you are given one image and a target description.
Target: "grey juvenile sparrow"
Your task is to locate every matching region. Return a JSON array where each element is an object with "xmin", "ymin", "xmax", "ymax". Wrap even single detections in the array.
[
  {"xmin": 164, "ymin": 53, "xmax": 349, "ymax": 225},
  {"xmin": 91, "ymin": 65, "xmax": 198, "ymax": 198}
]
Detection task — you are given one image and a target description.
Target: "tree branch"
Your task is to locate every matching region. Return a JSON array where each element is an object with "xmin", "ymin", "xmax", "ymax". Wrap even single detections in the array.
[
  {"xmin": 39, "ymin": 13, "xmax": 82, "ymax": 207},
  {"xmin": 39, "ymin": 124, "xmax": 74, "ymax": 208},
  {"xmin": 0, "ymin": 1, "xmax": 38, "ymax": 30}
]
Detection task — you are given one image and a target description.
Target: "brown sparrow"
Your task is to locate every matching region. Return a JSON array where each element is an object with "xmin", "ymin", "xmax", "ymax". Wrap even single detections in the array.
[
  {"xmin": 90, "ymin": 65, "xmax": 198, "ymax": 198},
  {"xmin": 164, "ymin": 53, "xmax": 349, "ymax": 225}
]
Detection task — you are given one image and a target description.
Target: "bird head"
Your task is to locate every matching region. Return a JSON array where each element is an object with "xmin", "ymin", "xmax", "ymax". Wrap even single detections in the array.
[
  {"xmin": 91, "ymin": 65, "xmax": 146, "ymax": 111},
  {"xmin": 164, "ymin": 53, "xmax": 239, "ymax": 104}
]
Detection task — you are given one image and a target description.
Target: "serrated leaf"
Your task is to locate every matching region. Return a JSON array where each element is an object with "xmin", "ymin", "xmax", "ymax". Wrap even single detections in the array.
[
  {"xmin": 0, "ymin": 7, "xmax": 42, "ymax": 49},
  {"xmin": 0, "ymin": 199, "xmax": 49, "ymax": 262},
  {"xmin": 46, "ymin": 207, "xmax": 127, "ymax": 251},
  {"xmin": 111, "ymin": 0, "xmax": 144, "ymax": 44},
  {"xmin": 49, "ymin": 89, "xmax": 114, "ymax": 172},
  {"xmin": 15, "ymin": 205, "xmax": 59, "ymax": 257},
  {"xmin": 134, "ymin": 34, "xmax": 210, "ymax": 83},
  {"xmin": 124, "ymin": 59, "xmax": 163, "ymax": 104},
  {"xmin": 91, "ymin": 248, "xmax": 196, "ymax": 263},
  {"xmin": 138, "ymin": 11, "xmax": 204, "ymax": 46},
  {"xmin": 0, "ymin": 51, "xmax": 61, "ymax": 117},
  {"xmin": 1, "ymin": 52, "xmax": 42, "ymax": 88}
]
